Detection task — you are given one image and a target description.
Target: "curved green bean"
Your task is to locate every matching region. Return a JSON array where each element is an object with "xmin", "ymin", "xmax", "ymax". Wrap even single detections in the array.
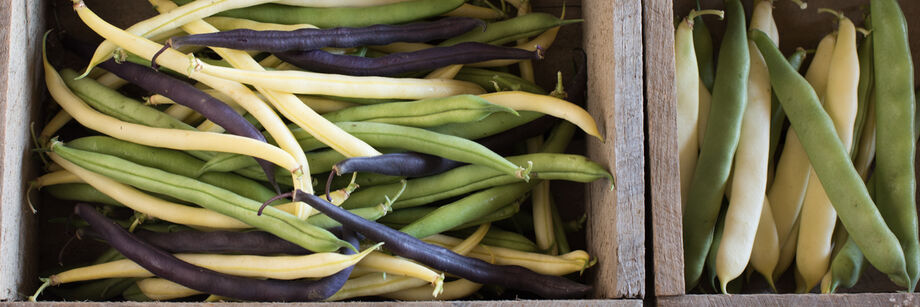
[
  {"xmin": 752, "ymin": 28, "xmax": 909, "ymax": 288},
  {"xmin": 68, "ymin": 136, "xmax": 277, "ymax": 203},
  {"xmin": 50, "ymin": 141, "xmax": 351, "ymax": 253},
  {"xmin": 171, "ymin": 0, "xmax": 464, "ymax": 28},
  {"xmin": 292, "ymin": 122, "xmax": 529, "ymax": 180},
  {"xmin": 454, "ymin": 68, "xmax": 546, "ymax": 94},
  {"xmin": 692, "ymin": 0, "xmax": 715, "ymax": 91},
  {"xmin": 342, "ymin": 153, "xmax": 611, "ymax": 209},
  {"xmin": 429, "ymin": 111, "xmax": 544, "ymax": 140},
  {"xmin": 683, "ymin": 0, "xmax": 749, "ymax": 289},
  {"xmin": 399, "ymin": 182, "xmax": 534, "ymax": 239},
  {"xmin": 440, "ymin": 13, "xmax": 581, "ymax": 46},
  {"xmin": 43, "ymin": 183, "xmax": 122, "ymax": 207},
  {"xmin": 322, "ymin": 95, "xmax": 518, "ymax": 128}
]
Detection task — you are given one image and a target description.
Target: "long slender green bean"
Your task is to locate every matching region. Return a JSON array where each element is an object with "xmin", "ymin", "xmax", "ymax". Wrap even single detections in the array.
[
  {"xmin": 321, "ymin": 95, "xmax": 517, "ymax": 128},
  {"xmin": 692, "ymin": 0, "xmax": 715, "ymax": 91},
  {"xmin": 171, "ymin": 0, "xmax": 464, "ymax": 28},
  {"xmin": 752, "ymin": 28, "xmax": 909, "ymax": 288},
  {"xmin": 399, "ymin": 182, "xmax": 535, "ymax": 239},
  {"xmin": 68, "ymin": 136, "xmax": 276, "ymax": 203},
  {"xmin": 342, "ymin": 153, "xmax": 611, "ymax": 209},
  {"xmin": 439, "ymin": 13, "xmax": 581, "ymax": 46},
  {"xmin": 683, "ymin": 0, "xmax": 749, "ymax": 289},
  {"xmin": 50, "ymin": 142, "xmax": 350, "ymax": 253},
  {"xmin": 871, "ymin": 0, "xmax": 919, "ymax": 291}
]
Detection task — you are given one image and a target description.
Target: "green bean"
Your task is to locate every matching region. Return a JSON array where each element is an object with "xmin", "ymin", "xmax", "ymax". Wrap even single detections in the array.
[
  {"xmin": 871, "ymin": 0, "xmax": 919, "ymax": 291},
  {"xmin": 692, "ymin": 0, "xmax": 715, "ymax": 91},
  {"xmin": 67, "ymin": 136, "xmax": 277, "ymax": 204},
  {"xmin": 381, "ymin": 201, "xmax": 520, "ymax": 231},
  {"xmin": 399, "ymin": 182, "xmax": 535, "ymax": 239},
  {"xmin": 448, "ymin": 226, "xmax": 539, "ymax": 253},
  {"xmin": 429, "ymin": 111, "xmax": 544, "ymax": 140},
  {"xmin": 49, "ymin": 278, "xmax": 139, "ymax": 301},
  {"xmin": 322, "ymin": 95, "xmax": 518, "ymax": 128},
  {"xmin": 43, "ymin": 183, "xmax": 122, "ymax": 207},
  {"xmin": 440, "ymin": 13, "xmax": 581, "ymax": 47},
  {"xmin": 59, "ymin": 69, "xmax": 191, "ymax": 131},
  {"xmin": 683, "ymin": 0, "xmax": 749, "ymax": 289},
  {"xmin": 171, "ymin": 0, "xmax": 463, "ymax": 28},
  {"xmin": 704, "ymin": 199, "xmax": 728, "ymax": 292},
  {"xmin": 342, "ymin": 153, "xmax": 611, "ymax": 209},
  {"xmin": 752, "ymin": 28, "xmax": 910, "ymax": 288},
  {"xmin": 306, "ymin": 204, "xmax": 390, "ymax": 229},
  {"xmin": 58, "ymin": 69, "xmax": 214, "ymax": 162},
  {"xmin": 50, "ymin": 141, "xmax": 350, "ymax": 253},
  {"xmin": 550, "ymin": 199, "xmax": 570, "ymax": 254},
  {"xmin": 850, "ymin": 34, "xmax": 874, "ymax": 157},
  {"xmin": 292, "ymin": 122, "xmax": 529, "ymax": 180},
  {"xmin": 454, "ymin": 68, "xmax": 546, "ymax": 94}
]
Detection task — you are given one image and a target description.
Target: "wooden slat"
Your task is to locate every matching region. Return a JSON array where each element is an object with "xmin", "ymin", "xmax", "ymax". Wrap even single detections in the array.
[
  {"xmin": 644, "ymin": 0, "xmax": 684, "ymax": 297},
  {"xmin": 659, "ymin": 293, "xmax": 920, "ymax": 307},
  {"xmin": 0, "ymin": 0, "xmax": 45, "ymax": 300},
  {"xmin": 584, "ymin": 0, "xmax": 646, "ymax": 299}
]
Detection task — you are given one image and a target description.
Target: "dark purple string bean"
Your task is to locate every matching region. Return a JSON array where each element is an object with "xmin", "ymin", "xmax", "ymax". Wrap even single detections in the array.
[
  {"xmin": 133, "ymin": 229, "xmax": 311, "ymax": 255},
  {"xmin": 285, "ymin": 190, "xmax": 592, "ymax": 299},
  {"xmin": 73, "ymin": 203, "xmax": 357, "ymax": 302},
  {"xmin": 276, "ymin": 42, "xmax": 542, "ymax": 76},
  {"xmin": 168, "ymin": 17, "xmax": 485, "ymax": 52}
]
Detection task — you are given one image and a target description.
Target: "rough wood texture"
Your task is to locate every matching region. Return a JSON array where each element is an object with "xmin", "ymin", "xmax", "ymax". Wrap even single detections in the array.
[
  {"xmin": 644, "ymin": 0, "xmax": 683, "ymax": 298},
  {"xmin": 659, "ymin": 293, "xmax": 920, "ymax": 307},
  {"xmin": 584, "ymin": 0, "xmax": 646, "ymax": 299},
  {"xmin": 0, "ymin": 0, "xmax": 45, "ymax": 300},
  {"xmin": 7, "ymin": 300, "xmax": 644, "ymax": 306}
]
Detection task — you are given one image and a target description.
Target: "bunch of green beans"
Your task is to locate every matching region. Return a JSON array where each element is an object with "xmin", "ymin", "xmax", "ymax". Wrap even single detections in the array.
[
  {"xmin": 678, "ymin": 0, "xmax": 918, "ymax": 295},
  {"xmin": 32, "ymin": 0, "xmax": 607, "ymax": 302}
]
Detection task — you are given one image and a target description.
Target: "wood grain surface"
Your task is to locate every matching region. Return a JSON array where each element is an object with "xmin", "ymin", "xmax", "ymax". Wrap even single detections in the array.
[
  {"xmin": 0, "ymin": 0, "xmax": 45, "ymax": 300},
  {"xmin": 644, "ymin": 0, "xmax": 684, "ymax": 298},
  {"xmin": 584, "ymin": 0, "xmax": 647, "ymax": 299}
]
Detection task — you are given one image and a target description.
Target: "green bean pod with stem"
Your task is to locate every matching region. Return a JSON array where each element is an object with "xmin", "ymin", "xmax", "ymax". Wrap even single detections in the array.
[{"xmin": 683, "ymin": 0, "xmax": 749, "ymax": 290}]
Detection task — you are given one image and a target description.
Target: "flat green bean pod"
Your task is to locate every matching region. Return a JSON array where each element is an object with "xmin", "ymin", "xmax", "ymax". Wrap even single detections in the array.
[
  {"xmin": 50, "ymin": 141, "xmax": 351, "ymax": 253},
  {"xmin": 68, "ymin": 136, "xmax": 276, "ymax": 203},
  {"xmin": 399, "ymin": 182, "xmax": 534, "ymax": 239},
  {"xmin": 752, "ymin": 29, "xmax": 909, "ymax": 287},
  {"xmin": 291, "ymin": 122, "xmax": 529, "ymax": 180},
  {"xmin": 429, "ymin": 111, "xmax": 544, "ymax": 140},
  {"xmin": 454, "ymin": 68, "xmax": 546, "ymax": 94},
  {"xmin": 43, "ymin": 183, "xmax": 122, "ymax": 207},
  {"xmin": 342, "ymin": 153, "xmax": 611, "ymax": 209},
  {"xmin": 322, "ymin": 95, "xmax": 518, "ymax": 128},
  {"xmin": 171, "ymin": 0, "xmax": 464, "ymax": 28},
  {"xmin": 440, "ymin": 13, "xmax": 582, "ymax": 46}
]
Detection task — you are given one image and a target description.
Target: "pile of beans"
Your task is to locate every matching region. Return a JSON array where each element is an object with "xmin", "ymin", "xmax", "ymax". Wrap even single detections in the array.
[{"xmin": 30, "ymin": 0, "xmax": 610, "ymax": 302}]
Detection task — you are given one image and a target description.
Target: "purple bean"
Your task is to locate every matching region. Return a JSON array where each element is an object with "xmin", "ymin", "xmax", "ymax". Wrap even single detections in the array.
[
  {"xmin": 133, "ymin": 229, "xmax": 311, "ymax": 255},
  {"xmin": 74, "ymin": 203, "xmax": 358, "ymax": 301},
  {"xmin": 168, "ymin": 17, "xmax": 485, "ymax": 52},
  {"xmin": 333, "ymin": 152, "xmax": 463, "ymax": 178},
  {"xmin": 288, "ymin": 190, "xmax": 592, "ymax": 298},
  {"xmin": 62, "ymin": 37, "xmax": 280, "ymax": 192},
  {"xmin": 275, "ymin": 42, "xmax": 543, "ymax": 76}
]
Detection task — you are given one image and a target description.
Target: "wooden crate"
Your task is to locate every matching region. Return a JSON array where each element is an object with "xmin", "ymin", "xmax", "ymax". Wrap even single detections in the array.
[
  {"xmin": 648, "ymin": 0, "xmax": 920, "ymax": 305},
  {"xmin": 0, "ymin": 0, "xmax": 645, "ymax": 305}
]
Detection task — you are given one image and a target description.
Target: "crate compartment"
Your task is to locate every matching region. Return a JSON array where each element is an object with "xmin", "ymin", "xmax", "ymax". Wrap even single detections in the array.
[{"xmin": 0, "ymin": 0, "xmax": 645, "ymax": 304}]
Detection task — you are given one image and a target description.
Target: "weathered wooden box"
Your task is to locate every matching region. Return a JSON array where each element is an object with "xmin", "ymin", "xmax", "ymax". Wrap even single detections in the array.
[
  {"xmin": 647, "ymin": 0, "xmax": 920, "ymax": 305},
  {"xmin": 0, "ymin": 0, "xmax": 645, "ymax": 305}
]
